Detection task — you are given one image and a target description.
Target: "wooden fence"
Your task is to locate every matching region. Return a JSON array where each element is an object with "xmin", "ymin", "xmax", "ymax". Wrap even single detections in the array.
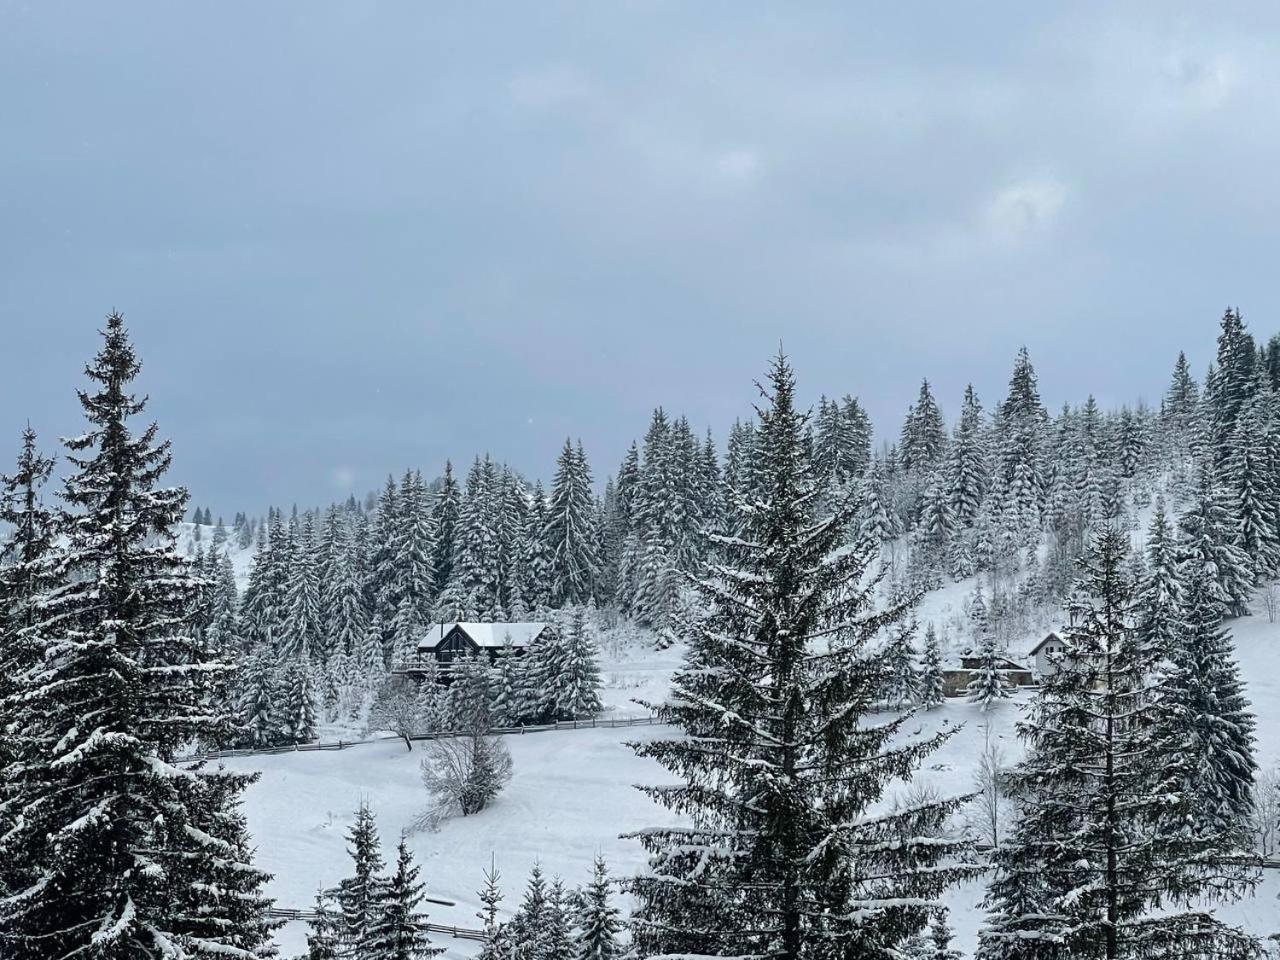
[
  {"xmin": 266, "ymin": 907, "xmax": 487, "ymax": 943},
  {"xmin": 182, "ymin": 714, "xmax": 663, "ymax": 763}
]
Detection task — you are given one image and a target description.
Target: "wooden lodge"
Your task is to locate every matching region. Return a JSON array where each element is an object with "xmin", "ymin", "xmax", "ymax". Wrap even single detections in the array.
[{"xmin": 393, "ymin": 621, "xmax": 552, "ymax": 677}]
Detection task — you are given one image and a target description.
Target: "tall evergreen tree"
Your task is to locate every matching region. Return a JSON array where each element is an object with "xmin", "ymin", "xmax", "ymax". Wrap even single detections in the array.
[
  {"xmin": 431, "ymin": 461, "xmax": 461, "ymax": 596},
  {"xmin": 336, "ymin": 804, "xmax": 387, "ymax": 955},
  {"xmin": 0, "ymin": 427, "xmax": 59, "ymax": 898},
  {"xmin": 575, "ymin": 855, "xmax": 622, "ymax": 960},
  {"xmin": 370, "ymin": 839, "xmax": 441, "ymax": 960},
  {"xmin": 1178, "ymin": 466, "xmax": 1253, "ymax": 619},
  {"xmin": 628, "ymin": 354, "xmax": 976, "ymax": 960},
  {"xmin": 946, "ymin": 384, "xmax": 987, "ymax": 527},
  {"xmin": 990, "ymin": 347, "xmax": 1048, "ymax": 536},
  {"xmin": 1164, "ymin": 559, "xmax": 1259, "ymax": 843},
  {"xmin": 544, "ymin": 439, "xmax": 600, "ymax": 606},
  {"xmin": 977, "ymin": 526, "xmax": 1259, "ymax": 960},
  {"xmin": 919, "ymin": 622, "xmax": 945, "ymax": 710},
  {"xmin": 0, "ymin": 314, "xmax": 271, "ymax": 959}
]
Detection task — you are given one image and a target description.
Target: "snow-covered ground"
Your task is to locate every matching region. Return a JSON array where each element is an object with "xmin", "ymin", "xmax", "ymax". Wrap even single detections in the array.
[
  {"xmin": 223, "ymin": 527, "xmax": 1280, "ymax": 955},
  {"xmin": 232, "ymin": 663, "xmax": 1280, "ymax": 957}
]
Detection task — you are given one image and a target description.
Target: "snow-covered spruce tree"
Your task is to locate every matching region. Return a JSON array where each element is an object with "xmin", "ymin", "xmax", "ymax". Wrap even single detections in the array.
[
  {"xmin": 0, "ymin": 313, "xmax": 272, "ymax": 959},
  {"xmin": 337, "ymin": 804, "xmax": 388, "ymax": 955},
  {"xmin": 1133, "ymin": 498, "xmax": 1183, "ymax": 668},
  {"xmin": 546, "ymin": 606, "xmax": 604, "ymax": 720},
  {"xmin": 431, "ymin": 460, "xmax": 460, "ymax": 596},
  {"xmin": 946, "ymin": 384, "xmax": 987, "ymax": 528},
  {"xmin": 395, "ymin": 471, "xmax": 437, "ymax": 624},
  {"xmin": 1163, "ymin": 556, "xmax": 1259, "ymax": 845},
  {"xmin": 169, "ymin": 767, "xmax": 280, "ymax": 957},
  {"xmin": 237, "ymin": 647, "xmax": 282, "ymax": 747},
  {"xmin": 453, "ymin": 457, "xmax": 502, "ymax": 620},
  {"xmin": 965, "ymin": 626, "xmax": 1011, "ymax": 710},
  {"xmin": 281, "ymin": 511, "xmax": 323, "ymax": 661},
  {"xmin": 628, "ymin": 354, "xmax": 976, "ymax": 960},
  {"xmin": 543, "ymin": 879, "xmax": 575, "ymax": 960},
  {"xmin": 1226, "ymin": 392, "xmax": 1279, "ymax": 580},
  {"xmin": 989, "ymin": 346, "xmax": 1048, "ymax": 540},
  {"xmin": 305, "ymin": 889, "xmax": 342, "ymax": 960},
  {"xmin": 521, "ymin": 480, "xmax": 554, "ymax": 614},
  {"xmin": 918, "ymin": 909, "xmax": 961, "ymax": 960},
  {"xmin": 857, "ymin": 457, "xmax": 901, "ymax": 546},
  {"xmin": 919, "ymin": 622, "xmax": 945, "ymax": 710},
  {"xmin": 476, "ymin": 859, "xmax": 503, "ymax": 936},
  {"xmin": 325, "ymin": 537, "xmax": 369, "ymax": 661},
  {"xmin": 1209, "ymin": 307, "xmax": 1258, "ymax": 468},
  {"xmin": 279, "ymin": 652, "xmax": 319, "ymax": 743},
  {"xmin": 369, "ymin": 838, "xmax": 442, "ymax": 960},
  {"xmin": 898, "ymin": 378, "xmax": 947, "ymax": 476},
  {"xmin": 1163, "ymin": 350, "xmax": 1200, "ymax": 449},
  {"xmin": 883, "ymin": 614, "xmax": 921, "ymax": 709},
  {"xmin": 0, "ymin": 427, "xmax": 60, "ymax": 899},
  {"xmin": 977, "ymin": 525, "xmax": 1259, "ymax": 960},
  {"xmin": 544, "ymin": 438, "xmax": 600, "ymax": 606},
  {"xmin": 489, "ymin": 639, "xmax": 521, "ymax": 726},
  {"xmin": 503, "ymin": 864, "xmax": 554, "ymax": 960},
  {"xmin": 576, "ymin": 855, "xmax": 623, "ymax": 960},
  {"xmin": 1178, "ymin": 465, "xmax": 1253, "ymax": 619}
]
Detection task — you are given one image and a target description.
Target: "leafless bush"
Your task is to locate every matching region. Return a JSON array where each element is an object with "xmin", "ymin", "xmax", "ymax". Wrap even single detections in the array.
[
  {"xmin": 1262, "ymin": 583, "xmax": 1279, "ymax": 625},
  {"xmin": 966, "ymin": 736, "xmax": 1008, "ymax": 849},
  {"xmin": 1253, "ymin": 766, "xmax": 1280, "ymax": 857},
  {"xmin": 418, "ymin": 734, "xmax": 513, "ymax": 830}
]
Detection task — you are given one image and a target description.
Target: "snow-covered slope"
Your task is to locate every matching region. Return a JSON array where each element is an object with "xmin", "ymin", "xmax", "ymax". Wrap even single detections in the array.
[
  {"xmin": 175, "ymin": 521, "xmax": 257, "ymax": 588},
  {"xmin": 230, "ymin": 579, "xmax": 1280, "ymax": 956}
]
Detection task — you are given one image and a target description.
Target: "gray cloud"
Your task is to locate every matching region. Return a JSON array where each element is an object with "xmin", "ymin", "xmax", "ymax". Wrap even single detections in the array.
[{"xmin": 2, "ymin": 2, "xmax": 1279, "ymax": 516}]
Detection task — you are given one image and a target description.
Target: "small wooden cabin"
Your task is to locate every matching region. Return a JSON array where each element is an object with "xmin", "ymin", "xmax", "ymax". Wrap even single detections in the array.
[{"xmin": 395, "ymin": 621, "xmax": 551, "ymax": 676}]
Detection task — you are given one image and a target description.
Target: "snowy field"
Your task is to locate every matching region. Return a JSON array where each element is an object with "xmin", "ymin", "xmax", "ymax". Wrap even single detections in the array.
[{"xmin": 231, "ymin": 588, "xmax": 1280, "ymax": 956}]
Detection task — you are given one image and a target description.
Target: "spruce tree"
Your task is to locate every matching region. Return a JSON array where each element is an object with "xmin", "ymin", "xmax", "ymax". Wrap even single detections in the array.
[
  {"xmin": 977, "ymin": 526, "xmax": 1259, "ymax": 960},
  {"xmin": 628, "ymin": 354, "xmax": 976, "ymax": 960},
  {"xmin": 919, "ymin": 622, "xmax": 946, "ymax": 710},
  {"xmin": 0, "ymin": 428, "xmax": 59, "ymax": 899},
  {"xmin": 337, "ymin": 804, "xmax": 387, "ymax": 955},
  {"xmin": 575, "ymin": 855, "xmax": 622, "ymax": 960},
  {"xmin": 990, "ymin": 347, "xmax": 1048, "ymax": 537},
  {"xmin": 1178, "ymin": 466, "xmax": 1253, "ymax": 619},
  {"xmin": 1226, "ymin": 393, "xmax": 1279, "ymax": 579},
  {"xmin": 476, "ymin": 859, "xmax": 504, "ymax": 934},
  {"xmin": 431, "ymin": 461, "xmax": 461, "ymax": 596},
  {"xmin": 370, "ymin": 839, "xmax": 441, "ymax": 960},
  {"xmin": 544, "ymin": 439, "xmax": 600, "ymax": 606},
  {"xmin": 965, "ymin": 627, "xmax": 1011, "ymax": 710},
  {"xmin": 547, "ymin": 607, "xmax": 604, "ymax": 720},
  {"xmin": 883, "ymin": 615, "xmax": 921, "ymax": 709},
  {"xmin": 305, "ymin": 890, "xmax": 342, "ymax": 960},
  {"xmin": 280, "ymin": 653, "xmax": 318, "ymax": 743},
  {"xmin": 1164, "ymin": 559, "xmax": 1259, "ymax": 844},
  {"xmin": 0, "ymin": 313, "xmax": 271, "ymax": 959}
]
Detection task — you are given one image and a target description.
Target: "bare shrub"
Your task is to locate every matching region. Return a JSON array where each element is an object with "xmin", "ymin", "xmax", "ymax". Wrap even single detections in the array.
[
  {"xmin": 418, "ymin": 734, "xmax": 513, "ymax": 829},
  {"xmin": 1253, "ymin": 766, "xmax": 1280, "ymax": 858},
  {"xmin": 966, "ymin": 735, "xmax": 1008, "ymax": 850}
]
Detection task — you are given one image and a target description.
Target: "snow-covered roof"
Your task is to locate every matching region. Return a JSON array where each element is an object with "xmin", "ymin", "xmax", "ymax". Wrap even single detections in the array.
[
  {"xmin": 417, "ymin": 622, "xmax": 549, "ymax": 651},
  {"xmin": 1028, "ymin": 631, "xmax": 1065, "ymax": 656}
]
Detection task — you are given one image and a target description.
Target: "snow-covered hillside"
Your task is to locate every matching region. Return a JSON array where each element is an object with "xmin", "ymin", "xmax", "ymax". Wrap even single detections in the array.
[
  {"xmin": 229, "ymin": 585, "xmax": 1280, "ymax": 957},
  {"xmin": 175, "ymin": 521, "xmax": 257, "ymax": 587}
]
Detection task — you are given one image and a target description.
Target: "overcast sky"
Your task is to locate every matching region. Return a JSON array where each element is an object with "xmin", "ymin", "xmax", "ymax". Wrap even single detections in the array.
[{"xmin": 3, "ymin": 3, "xmax": 1280, "ymax": 516}]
